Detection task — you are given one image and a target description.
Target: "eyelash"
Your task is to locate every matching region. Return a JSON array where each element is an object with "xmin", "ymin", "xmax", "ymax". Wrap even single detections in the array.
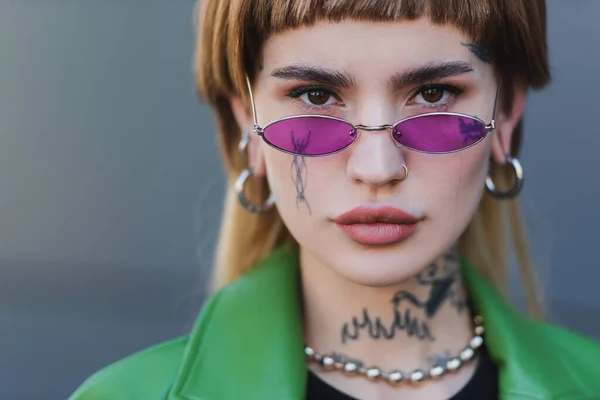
[
  {"xmin": 285, "ymin": 83, "xmax": 466, "ymax": 112},
  {"xmin": 412, "ymin": 83, "xmax": 465, "ymax": 110},
  {"xmin": 286, "ymin": 85, "xmax": 340, "ymax": 112}
]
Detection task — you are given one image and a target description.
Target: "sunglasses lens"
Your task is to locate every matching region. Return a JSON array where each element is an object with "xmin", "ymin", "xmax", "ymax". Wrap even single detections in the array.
[
  {"xmin": 392, "ymin": 114, "xmax": 487, "ymax": 153},
  {"xmin": 262, "ymin": 116, "xmax": 356, "ymax": 156}
]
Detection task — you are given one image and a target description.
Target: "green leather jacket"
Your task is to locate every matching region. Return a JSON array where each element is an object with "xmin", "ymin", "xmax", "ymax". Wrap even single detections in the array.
[{"xmin": 69, "ymin": 247, "xmax": 600, "ymax": 399}]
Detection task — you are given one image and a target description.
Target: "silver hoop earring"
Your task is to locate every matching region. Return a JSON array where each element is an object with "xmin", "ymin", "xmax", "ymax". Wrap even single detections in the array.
[
  {"xmin": 485, "ymin": 156, "xmax": 524, "ymax": 199},
  {"xmin": 235, "ymin": 169, "xmax": 275, "ymax": 214},
  {"xmin": 236, "ymin": 130, "xmax": 275, "ymax": 213}
]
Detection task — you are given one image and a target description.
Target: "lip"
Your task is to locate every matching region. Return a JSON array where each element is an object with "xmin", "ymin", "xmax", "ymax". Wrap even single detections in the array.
[{"xmin": 333, "ymin": 206, "xmax": 421, "ymax": 245}]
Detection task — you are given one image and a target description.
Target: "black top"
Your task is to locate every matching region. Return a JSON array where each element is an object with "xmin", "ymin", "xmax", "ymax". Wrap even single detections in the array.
[{"xmin": 306, "ymin": 345, "xmax": 498, "ymax": 399}]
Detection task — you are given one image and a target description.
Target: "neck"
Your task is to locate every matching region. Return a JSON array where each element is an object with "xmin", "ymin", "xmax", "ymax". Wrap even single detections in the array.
[{"xmin": 300, "ymin": 245, "xmax": 478, "ymax": 399}]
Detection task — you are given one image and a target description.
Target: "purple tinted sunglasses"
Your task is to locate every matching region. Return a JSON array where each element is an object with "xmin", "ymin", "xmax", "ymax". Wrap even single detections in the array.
[{"xmin": 245, "ymin": 76, "xmax": 500, "ymax": 156}]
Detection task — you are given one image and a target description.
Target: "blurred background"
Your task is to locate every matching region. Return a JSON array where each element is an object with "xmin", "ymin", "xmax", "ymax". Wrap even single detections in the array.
[{"xmin": 1, "ymin": 1, "xmax": 599, "ymax": 399}]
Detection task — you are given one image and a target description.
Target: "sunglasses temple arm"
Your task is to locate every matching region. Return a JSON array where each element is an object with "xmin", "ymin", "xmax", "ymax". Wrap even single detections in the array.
[
  {"xmin": 490, "ymin": 78, "xmax": 512, "ymax": 158},
  {"xmin": 491, "ymin": 78, "xmax": 502, "ymax": 122},
  {"xmin": 483, "ymin": 78, "xmax": 502, "ymax": 134},
  {"xmin": 245, "ymin": 75, "xmax": 261, "ymax": 133}
]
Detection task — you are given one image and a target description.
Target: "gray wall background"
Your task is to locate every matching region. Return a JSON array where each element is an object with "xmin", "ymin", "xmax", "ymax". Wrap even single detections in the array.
[{"xmin": 1, "ymin": 1, "xmax": 599, "ymax": 399}]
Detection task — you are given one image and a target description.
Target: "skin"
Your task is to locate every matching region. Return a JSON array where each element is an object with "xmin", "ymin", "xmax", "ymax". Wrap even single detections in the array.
[{"xmin": 232, "ymin": 18, "xmax": 525, "ymax": 400}]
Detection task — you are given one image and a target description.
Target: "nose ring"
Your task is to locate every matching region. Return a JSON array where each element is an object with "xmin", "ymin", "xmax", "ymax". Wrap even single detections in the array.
[{"xmin": 398, "ymin": 164, "xmax": 409, "ymax": 182}]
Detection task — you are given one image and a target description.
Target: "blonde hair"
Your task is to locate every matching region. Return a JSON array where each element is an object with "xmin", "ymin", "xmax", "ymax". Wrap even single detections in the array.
[{"xmin": 193, "ymin": 0, "xmax": 550, "ymax": 318}]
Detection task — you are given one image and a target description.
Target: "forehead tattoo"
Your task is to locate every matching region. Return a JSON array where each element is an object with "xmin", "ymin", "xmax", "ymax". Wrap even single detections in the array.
[{"xmin": 460, "ymin": 42, "xmax": 491, "ymax": 64}]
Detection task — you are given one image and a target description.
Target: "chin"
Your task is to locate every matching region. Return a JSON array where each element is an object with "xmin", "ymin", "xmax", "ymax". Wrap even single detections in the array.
[{"xmin": 325, "ymin": 246, "xmax": 429, "ymax": 287}]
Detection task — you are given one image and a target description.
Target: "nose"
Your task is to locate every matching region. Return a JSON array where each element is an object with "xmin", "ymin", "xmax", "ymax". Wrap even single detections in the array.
[{"xmin": 346, "ymin": 126, "xmax": 408, "ymax": 188}]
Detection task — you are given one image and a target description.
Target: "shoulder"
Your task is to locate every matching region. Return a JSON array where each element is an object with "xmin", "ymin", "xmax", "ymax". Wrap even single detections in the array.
[
  {"xmin": 463, "ymin": 258, "xmax": 600, "ymax": 396},
  {"xmin": 66, "ymin": 286, "xmax": 233, "ymax": 400},
  {"xmin": 517, "ymin": 317, "xmax": 600, "ymax": 396},
  {"xmin": 67, "ymin": 335, "xmax": 188, "ymax": 400},
  {"xmin": 537, "ymin": 320, "xmax": 600, "ymax": 371}
]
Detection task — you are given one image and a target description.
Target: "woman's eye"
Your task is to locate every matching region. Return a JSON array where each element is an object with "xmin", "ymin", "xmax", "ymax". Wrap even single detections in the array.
[
  {"xmin": 421, "ymin": 87, "xmax": 444, "ymax": 103},
  {"xmin": 303, "ymin": 90, "xmax": 332, "ymax": 106},
  {"xmin": 286, "ymin": 85, "xmax": 341, "ymax": 110},
  {"xmin": 411, "ymin": 84, "xmax": 463, "ymax": 107}
]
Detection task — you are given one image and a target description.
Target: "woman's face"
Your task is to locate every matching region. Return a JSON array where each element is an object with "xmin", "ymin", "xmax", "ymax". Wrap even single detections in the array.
[{"xmin": 236, "ymin": 19, "xmax": 520, "ymax": 286}]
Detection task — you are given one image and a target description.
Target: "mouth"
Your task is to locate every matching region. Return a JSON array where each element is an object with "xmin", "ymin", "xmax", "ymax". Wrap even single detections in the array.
[{"xmin": 332, "ymin": 206, "xmax": 421, "ymax": 246}]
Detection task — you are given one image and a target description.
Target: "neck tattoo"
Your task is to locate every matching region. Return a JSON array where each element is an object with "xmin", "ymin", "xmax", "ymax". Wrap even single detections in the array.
[{"xmin": 341, "ymin": 252, "xmax": 465, "ymax": 344}]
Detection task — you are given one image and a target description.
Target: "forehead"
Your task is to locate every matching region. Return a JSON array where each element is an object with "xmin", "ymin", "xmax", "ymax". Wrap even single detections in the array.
[{"xmin": 261, "ymin": 19, "xmax": 483, "ymax": 79}]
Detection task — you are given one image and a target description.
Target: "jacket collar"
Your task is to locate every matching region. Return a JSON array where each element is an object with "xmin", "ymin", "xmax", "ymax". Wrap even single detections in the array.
[{"xmin": 168, "ymin": 246, "xmax": 584, "ymax": 400}]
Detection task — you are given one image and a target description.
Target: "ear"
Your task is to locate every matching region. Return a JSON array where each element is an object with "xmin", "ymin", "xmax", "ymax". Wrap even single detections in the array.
[
  {"xmin": 490, "ymin": 83, "xmax": 527, "ymax": 165},
  {"xmin": 230, "ymin": 97, "xmax": 267, "ymax": 177}
]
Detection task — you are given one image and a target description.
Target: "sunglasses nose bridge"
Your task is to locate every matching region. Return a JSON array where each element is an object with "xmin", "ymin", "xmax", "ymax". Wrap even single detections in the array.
[
  {"xmin": 354, "ymin": 124, "xmax": 400, "ymax": 145},
  {"xmin": 351, "ymin": 124, "xmax": 404, "ymax": 151},
  {"xmin": 354, "ymin": 124, "xmax": 394, "ymax": 132}
]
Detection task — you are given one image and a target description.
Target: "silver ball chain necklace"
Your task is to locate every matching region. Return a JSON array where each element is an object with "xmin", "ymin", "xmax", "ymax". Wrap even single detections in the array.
[{"xmin": 304, "ymin": 315, "xmax": 485, "ymax": 386}]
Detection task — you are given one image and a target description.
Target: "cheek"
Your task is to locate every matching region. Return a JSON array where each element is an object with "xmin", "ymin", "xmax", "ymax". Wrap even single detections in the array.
[
  {"xmin": 409, "ymin": 141, "xmax": 490, "ymax": 226},
  {"xmin": 262, "ymin": 143, "xmax": 341, "ymax": 232},
  {"xmin": 264, "ymin": 151, "xmax": 302, "ymax": 209},
  {"xmin": 264, "ymin": 148, "xmax": 332, "ymax": 203}
]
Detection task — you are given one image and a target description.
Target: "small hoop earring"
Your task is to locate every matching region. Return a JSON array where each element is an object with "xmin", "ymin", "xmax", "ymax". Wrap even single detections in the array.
[
  {"xmin": 485, "ymin": 156, "xmax": 524, "ymax": 199},
  {"xmin": 235, "ymin": 168, "xmax": 275, "ymax": 214},
  {"xmin": 398, "ymin": 164, "xmax": 409, "ymax": 182}
]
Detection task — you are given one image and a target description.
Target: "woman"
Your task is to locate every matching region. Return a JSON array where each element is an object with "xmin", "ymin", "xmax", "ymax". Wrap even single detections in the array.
[{"xmin": 69, "ymin": 0, "xmax": 600, "ymax": 399}]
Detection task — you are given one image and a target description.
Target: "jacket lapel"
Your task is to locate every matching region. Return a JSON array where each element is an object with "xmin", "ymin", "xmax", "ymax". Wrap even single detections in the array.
[
  {"xmin": 168, "ymin": 245, "xmax": 307, "ymax": 400},
  {"xmin": 168, "ymin": 247, "xmax": 584, "ymax": 399},
  {"xmin": 462, "ymin": 260, "xmax": 584, "ymax": 398}
]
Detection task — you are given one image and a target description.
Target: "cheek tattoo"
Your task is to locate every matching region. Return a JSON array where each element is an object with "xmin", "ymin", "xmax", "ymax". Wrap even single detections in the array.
[
  {"xmin": 290, "ymin": 130, "xmax": 312, "ymax": 215},
  {"xmin": 340, "ymin": 251, "xmax": 466, "ymax": 344},
  {"xmin": 461, "ymin": 42, "xmax": 491, "ymax": 63}
]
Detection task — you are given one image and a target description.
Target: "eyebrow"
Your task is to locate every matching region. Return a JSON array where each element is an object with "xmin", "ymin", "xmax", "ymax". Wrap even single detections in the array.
[
  {"xmin": 270, "ymin": 60, "xmax": 474, "ymax": 90},
  {"xmin": 270, "ymin": 64, "xmax": 355, "ymax": 88},
  {"xmin": 390, "ymin": 61, "xmax": 474, "ymax": 89}
]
